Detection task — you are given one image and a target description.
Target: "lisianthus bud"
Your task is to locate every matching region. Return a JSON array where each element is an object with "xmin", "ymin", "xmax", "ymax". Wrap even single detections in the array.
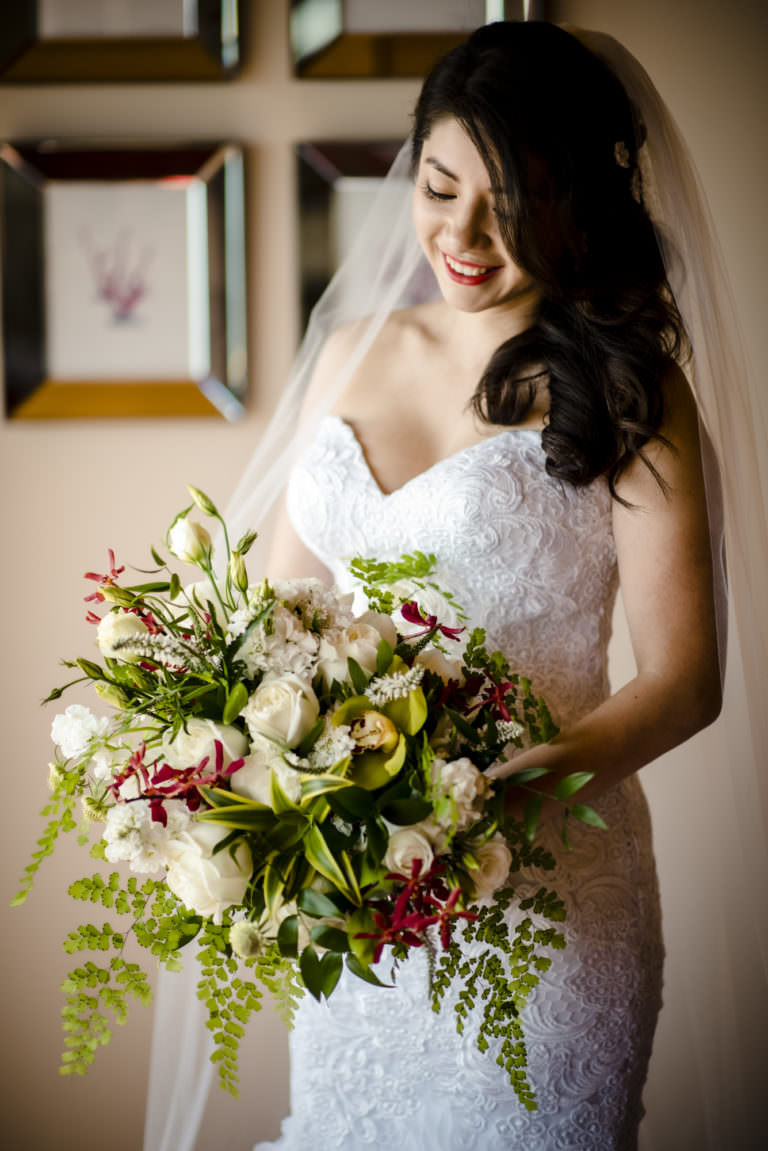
[
  {"xmin": 350, "ymin": 710, "xmax": 399, "ymax": 753},
  {"xmin": 94, "ymin": 681, "xmax": 129, "ymax": 708},
  {"xmin": 229, "ymin": 549, "xmax": 248, "ymax": 593},
  {"xmin": 167, "ymin": 515, "xmax": 212, "ymax": 565},
  {"xmin": 229, "ymin": 920, "xmax": 265, "ymax": 959},
  {"xmin": 99, "ymin": 584, "xmax": 136, "ymax": 607},
  {"xmin": 187, "ymin": 486, "xmax": 218, "ymax": 517},
  {"xmin": 235, "ymin": 529, "xmax": 258, "ymax": 556}
]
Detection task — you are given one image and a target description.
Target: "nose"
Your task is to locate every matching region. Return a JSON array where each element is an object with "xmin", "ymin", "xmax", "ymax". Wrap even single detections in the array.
[{"xmin": 446, "ymin": 196, "xmax": 492, "ymax": 253}]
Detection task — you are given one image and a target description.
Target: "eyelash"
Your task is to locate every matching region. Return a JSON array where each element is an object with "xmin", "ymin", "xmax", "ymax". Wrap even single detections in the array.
[{"xmin": 422, "ymin": 182, "xmax": 454, "ymax": 202}]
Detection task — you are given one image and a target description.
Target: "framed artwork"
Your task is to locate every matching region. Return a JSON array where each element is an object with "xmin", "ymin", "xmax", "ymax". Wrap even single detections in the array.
[
  {"xmin": 0, "ymin": 141, "xmax": 247, "ymax": 419},
  {"xmin": 296, "ymin": 139, "xmax": 437, "ymax": 332},
  {"xmin": 0, "ymin": 0, "xmax": 240, "ymax": 83},
  {"xmin": 291, "ymin": 0, "xmax": 546, "ymax": 77}
]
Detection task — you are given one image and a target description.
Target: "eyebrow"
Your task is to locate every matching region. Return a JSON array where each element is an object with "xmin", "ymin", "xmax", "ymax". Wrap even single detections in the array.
[{"xmin": 424, "ymin": 156, "xmax": 459, "ymax": 181}]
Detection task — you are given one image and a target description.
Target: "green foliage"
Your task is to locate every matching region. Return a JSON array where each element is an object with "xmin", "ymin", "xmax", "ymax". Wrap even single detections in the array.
[
  {"xmin": 431, "ymin": 883, "xmax": 566, "ymax": 1111},
  {"xmin": 11, "ymin": 770, "xmax": 81, "ymax": 906}
]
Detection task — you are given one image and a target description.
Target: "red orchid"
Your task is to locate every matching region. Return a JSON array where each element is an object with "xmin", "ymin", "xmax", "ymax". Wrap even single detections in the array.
[
  {"xmin": 400, "ymin": 600, "xmax": 465, "ymax": 642},
  {"xmin": 356, "ymin": 860, "xmax": 476, "ymax": 964},
  {"xmin": 84, "ymin": 549, "xmax": 125, "ymax": 603},
  {"xmin": 122, "ymin": 739, "xmax": 244, "ymax": 827}
]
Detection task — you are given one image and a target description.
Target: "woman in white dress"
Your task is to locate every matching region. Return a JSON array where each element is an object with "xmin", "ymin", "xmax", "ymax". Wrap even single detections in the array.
[{"xmin": 255, "ymin": 21, "xmax": 718, "ymax": 1150}]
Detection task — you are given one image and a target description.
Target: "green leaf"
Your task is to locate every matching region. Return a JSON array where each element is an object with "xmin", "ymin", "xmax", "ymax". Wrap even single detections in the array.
[
  {"xmin": 380, "ymin": 797, "xmax": 433, "ymax": 826},
  {"xmin": 300, "ymin": 772, "xmax": 355, "ymax": 802},
  {"xmin": 347, "ymin": 657, "xmax": 371, "ymax": 695},
  {"xmin": 345, "ymin": 952, "xmax": 391, "ymax": 988},
  {"xmin": 296, "ymin": 718, "xmax": 325, "ymax": 758},
  {"xmin": 376, "ymin": 638, "xmax": 394, "ymax": 677},
  {"xmin": 508, "ymin": 766, "xmax": 551, "ymax": 785},
  {"xmin": 310, "ymin": 924, "xmax": 349, "ymax": 953},
  {"xmin": 299, "ymin": 946, "xmax": 323, "ymax": 1000},
  {"xmin": 445, "ymin": 707, "xmax": 481, "ymax": 744},
  {"xmin": 319, "ymin": 951, "xmax": 343, "ymax": 998},
  {"xmin": 270, "ymin": 770, "xmax": 300, "ymax": 815},
  {"xmin": 327, "ymin": 786, "xmax": 376, "ymax": 821},
  {"xmin": 524, "ymin": 795, "xmax": 542, "ymax": 843},
  {"xmin": 264, "ymin": 859, "xmax": 287, "ymax": 920},
  {"xmin": 222, "ymin": 682, "xmax": 249, "ymax": 725},
  {"xmin": 554, "ymin": 772, "xmax": 594, "ymax": 802},
  {"xmin": 297, "ymin": 888, "xmax": 343, "ymax": 919},
  {"xmin": 277, "ymin": 914, "xmax": 299, "ymax": 958},
  {"xmin": 570, "ymin": 803, "xmax": 607, "ymax": 829},
  {"xmin": 303, "ymin": 825, "xmax": 359, "ymax": 904},
  {"xmin": 196, "ymin": 805, "xmax": 276, "ymax": 832}
]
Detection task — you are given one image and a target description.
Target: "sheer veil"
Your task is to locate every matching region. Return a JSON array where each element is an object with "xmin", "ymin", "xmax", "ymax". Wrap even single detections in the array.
[{"xmin": 144, "ymin": 25, "xmax": 767, "ymax": 1151}]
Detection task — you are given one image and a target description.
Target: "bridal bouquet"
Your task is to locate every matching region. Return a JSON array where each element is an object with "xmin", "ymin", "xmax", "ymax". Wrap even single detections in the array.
[{"xmin": 14, "ymin": 487, "xmax": 603, "ymax": 1110}]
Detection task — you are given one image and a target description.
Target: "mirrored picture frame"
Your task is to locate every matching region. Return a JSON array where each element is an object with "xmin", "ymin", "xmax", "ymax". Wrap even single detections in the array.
[
  {"xmin": 0, "ymin": 0, "xmax": 240, "ymax": 83},
  {"xmin": 1, "ymin": 141, "xmax": 247, "ymax": 419}
]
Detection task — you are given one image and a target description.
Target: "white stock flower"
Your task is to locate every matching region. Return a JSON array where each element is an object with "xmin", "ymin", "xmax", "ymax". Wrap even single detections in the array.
[
  {"xmin": 103, "ymin": 800, "xmax": 192, "ymax": 874},
  {"xmin": 51, "ymin": 705, "xmax": 110, "ymax": 760},
  {"xmin": 315, "ymin": 622, "xmax": 386, "ymax": 692},
  {"xmin": 164, "ymin": 821, "xmax": 252, "ymax": 923},
  {"xmin": 242, "ymin": 673, "xmax": 319, "ymax": 748},
  {"xmin": 162, "ymin": 717, "xmax": 248, "ymax": 770},
  {"xmin": 271, "ymin": 578, "xmax": 355, "ymax": 630},
  {"xmin": 468, "ymin": 834, "xmax": 513, "ymax": 902},
  {"xmin": 431, "ymin": 756, "xmax": 491, "ymax": 832},
  {"xmin": 229, "ymin": 603, "xmax": 318, "ymax": 678},
  {"xmin": 382, "ymin": 826, "xmax": 435, "ymax": 876},
  {"xmin": 96, "ymin": 611, "xmax": 149, "ymax": 661},
  {"xmin": 230, "ymin": 736, "xmax": 302, "ymax": 806}
]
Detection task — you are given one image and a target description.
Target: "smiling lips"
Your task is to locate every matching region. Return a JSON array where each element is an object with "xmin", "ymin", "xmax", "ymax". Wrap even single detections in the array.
[{"xmin": 442, "ymin": 251, "xmax": 501, "ymax": 285}]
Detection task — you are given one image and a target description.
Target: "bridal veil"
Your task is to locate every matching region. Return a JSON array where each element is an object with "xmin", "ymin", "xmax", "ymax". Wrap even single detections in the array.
[{"xmin": 144, "ymin": 24, "xmax": 767, "ymax": 1151}]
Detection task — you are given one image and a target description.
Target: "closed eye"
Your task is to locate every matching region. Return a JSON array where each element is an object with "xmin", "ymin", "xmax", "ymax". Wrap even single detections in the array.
[{"xmin": 422, "ymin": 182, "xmax": 455, "ymax": 202}]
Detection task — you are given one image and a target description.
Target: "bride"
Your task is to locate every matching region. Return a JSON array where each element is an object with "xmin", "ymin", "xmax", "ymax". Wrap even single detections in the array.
[
  {"xmin": 145, "ymin": 20, "xmax": 766, "ymax": 1151},
  {"xmin": 256, "ymin": 22, "xmax": 716, "ymax": 1150}
]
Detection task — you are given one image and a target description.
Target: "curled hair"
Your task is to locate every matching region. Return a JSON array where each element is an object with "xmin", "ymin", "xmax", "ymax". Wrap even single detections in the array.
[{"xmin": 411, "ymin": 22, "xmax": 687, "ymax": 497}]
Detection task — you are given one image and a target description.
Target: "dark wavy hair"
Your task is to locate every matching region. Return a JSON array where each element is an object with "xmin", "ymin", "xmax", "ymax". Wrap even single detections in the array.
[{"xmin": 411, "ymin": 21, "xmax": 688, "ymax": 497}]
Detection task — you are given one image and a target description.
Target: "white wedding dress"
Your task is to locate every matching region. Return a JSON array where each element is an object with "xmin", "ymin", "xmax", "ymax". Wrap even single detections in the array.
[{"xmin": 255, "ymin": 414, "xmax": 664, "ymax": 1151}]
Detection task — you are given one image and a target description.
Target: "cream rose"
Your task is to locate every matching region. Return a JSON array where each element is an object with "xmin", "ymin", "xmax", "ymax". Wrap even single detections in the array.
[
  {"xmin": 241, "ymin": 673, "xmax": 319, "ymax": 748},
  {"xmin": 468, "ymin": 834, "xmax": 513, "ymax": 902},
  {"xmin": 230, "ymin": 736, "xmax": 302, "ymax": 806},
  {"xmin": 162, "ymin": 717, "xmax": 248, "ymax": 771},
  {"xmin": 382, "ymin": 826, "xmax": 435, "ymax": 877},
  {"xmin": 96, "ymin": 611, "xmax": 149, "ymax": 661},
  {"xmin": 432, "ymin": 756, "xmax": 491, "ymax": 832},
  {"xmin": 164, "ymin": 822, "xmax": 251, "ymax": 923},
  {"xmin": 415, "ymin": 647, "xmax": 463, "ymax": 683},
  {"xmin": 315, "ymin": 622, "xmax": 390, "ymax": 692}
]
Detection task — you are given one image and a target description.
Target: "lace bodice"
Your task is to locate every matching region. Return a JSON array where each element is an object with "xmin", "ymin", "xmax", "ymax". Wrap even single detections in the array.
[
  {"xmin": 287, "ymin": 416, "xmax": 618, "ymax": 730},
  {"xmin": 255, "ymin": 415, "xmax": 663, "ymax": 1151}
]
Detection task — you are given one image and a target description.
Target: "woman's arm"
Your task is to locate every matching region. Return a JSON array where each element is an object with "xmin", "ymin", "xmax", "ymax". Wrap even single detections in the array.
[
  {"xmin": 488, "ymin": 363, "xmax": 722, "ymax": 816},
  {"xmin": 266, "ymin": 496, "xmax": 333, "ymax": 583}
]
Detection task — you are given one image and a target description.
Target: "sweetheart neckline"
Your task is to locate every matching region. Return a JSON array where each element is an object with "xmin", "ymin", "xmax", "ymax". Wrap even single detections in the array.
[{"xmin": 324, "ymin": 414, "xmax": 541, "ymax": 498}]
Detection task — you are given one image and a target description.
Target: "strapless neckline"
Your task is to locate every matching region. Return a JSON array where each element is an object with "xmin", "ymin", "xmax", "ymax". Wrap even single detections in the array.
[{"xmin": 326, "ymin": 414, "xmax": 542, "ymax": 498}]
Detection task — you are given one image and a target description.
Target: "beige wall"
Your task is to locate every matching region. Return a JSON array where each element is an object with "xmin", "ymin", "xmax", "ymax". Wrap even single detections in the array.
[{"xmin": 0, "ymin": 2, "xmax": 764, "ymax": 1148}]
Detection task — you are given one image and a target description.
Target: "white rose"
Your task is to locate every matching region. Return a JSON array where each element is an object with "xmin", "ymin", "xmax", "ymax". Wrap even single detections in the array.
[
  {"xmin": 96, "ymin": 611, "xmax": 149, "ymax": 661},
  {"xmin": 167, "ymin": 516, "xmax": 211, "ymax": 564},
  {"xmin": 315, "ymin": 623, "xmax": 385, "ymax": 692},
  {"xmin": 415, "ymin": 648, "xmax": 463, "ymax": 683},
  {"xmin": 392, "ymin": 581, "xmax": 461, "ymax": 637},
  {"xmin": 230, "ymin": 736, "xmax": 302, "ymax": 806},
  {"xmin": 162, "ymin": 717, "xmax": 248, "ymax": 770},
  {"xmin": 382, "ymin": 826, "xmax": 435, "ymax": 877},
  {"xmin": 165, "ymin": 821, "xmax": 252, "ymax": 923},
  {"xmin": 242, "ymin": 673, "xmax": 319, "ymax": 748},
  {"xmin": 51, "ymin": 704, "xmax": 110, "ymax": 760},
  {"xmin": 431, "ymin": 756, "xmax": 491, "ymax": 831},
  {"xmin": 356, "ymin": 610, "xmax": 398, "ymax": 649},
  {"xmin": 468, "ymin": 834, "xmax": 513, "ymax": 902}
]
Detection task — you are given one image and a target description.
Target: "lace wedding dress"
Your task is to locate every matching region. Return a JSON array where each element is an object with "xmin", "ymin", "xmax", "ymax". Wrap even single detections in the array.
[{"xmin": 255, "ymin": 415, "xmax": 664, "ymax": 1151}]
